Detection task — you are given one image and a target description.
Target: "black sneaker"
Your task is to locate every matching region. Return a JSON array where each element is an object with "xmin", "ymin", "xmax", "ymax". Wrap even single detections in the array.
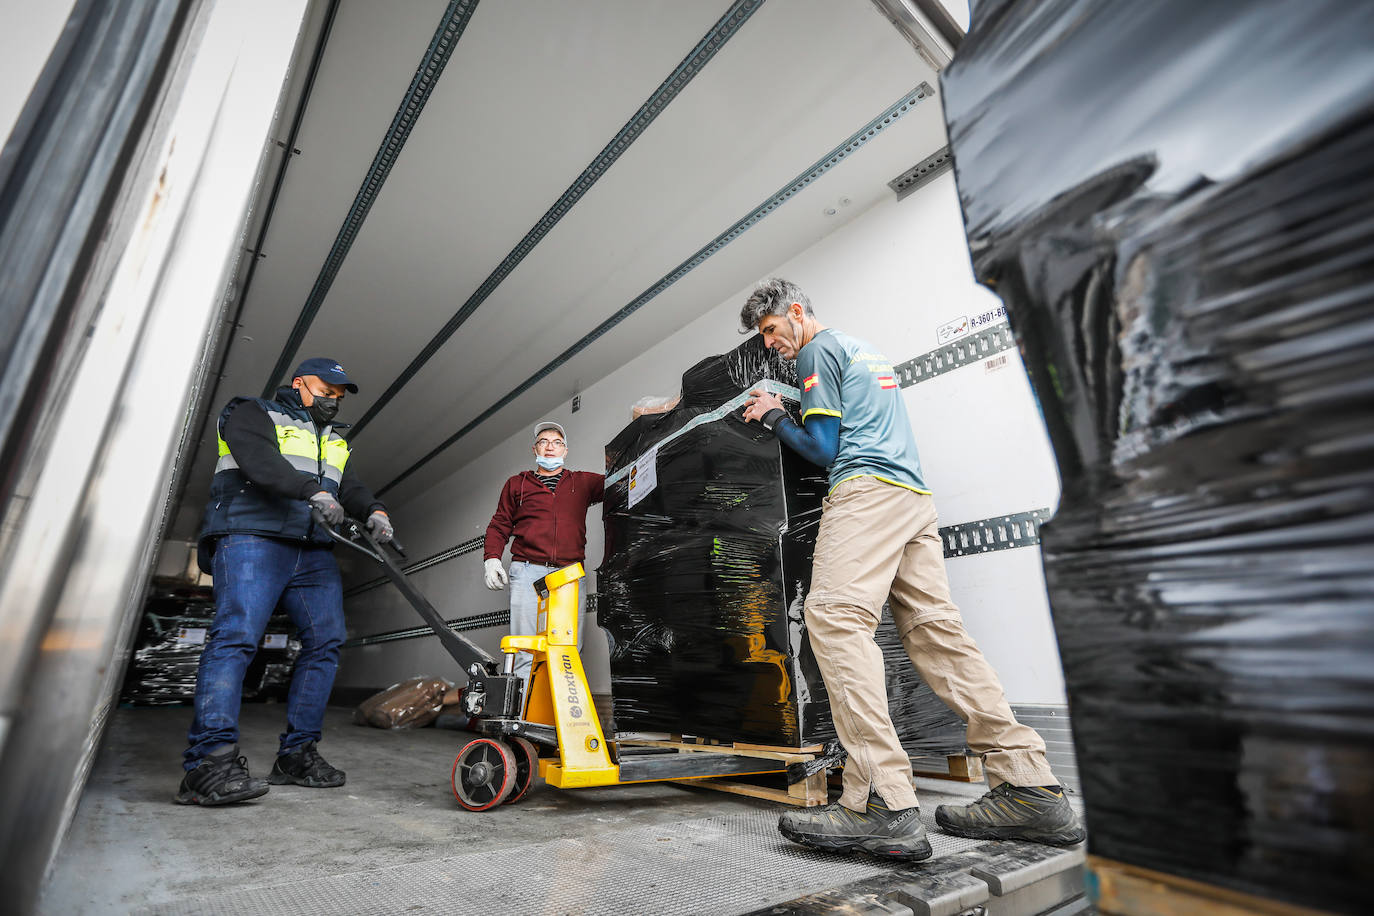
[
  {"xmin": 268, "ymin": 741, "xmax": 346, "ymax": 788},
  {"xmin": 935, "ymin": 784, "xmax": 1085, "ymax": 846},
  {"xmin": 175, "ymin": 746, "xmax": 269, "ymax": 806},
  {"xmin": 779, "ymin": 793, "xmax": 933, "ymax": 861}
]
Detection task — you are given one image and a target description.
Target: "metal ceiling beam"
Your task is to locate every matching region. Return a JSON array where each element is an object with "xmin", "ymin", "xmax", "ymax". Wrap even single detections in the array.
[
  {"xmin": 888, "ymin": 144, "xmax": 952, "ymax": 199},
  {"xmin": 348, "ymin": 0, "xmax": 767, "ymax": 438},
  {"xmin": 261, "ymin": 0, "xmax": 480, "ymax": 398},
  {"xmin": 377, "ymin": 82, "xmax": 938, "ymax": 497}
]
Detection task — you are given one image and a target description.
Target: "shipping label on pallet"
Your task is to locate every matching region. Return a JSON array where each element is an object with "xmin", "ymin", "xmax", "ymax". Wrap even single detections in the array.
[
  {"xmin": 627, "ymin": 446, "xmax": 659, "ymax": 508},
  {"xmin": 175, "ymin": 627, "xmax": 207, "ymax": 646}
]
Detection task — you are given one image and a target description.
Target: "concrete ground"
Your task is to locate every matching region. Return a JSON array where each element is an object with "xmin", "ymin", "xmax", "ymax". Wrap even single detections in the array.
[{"xmin": 39, "ymin": 703, "xmax": 1084, "ymax": 915}]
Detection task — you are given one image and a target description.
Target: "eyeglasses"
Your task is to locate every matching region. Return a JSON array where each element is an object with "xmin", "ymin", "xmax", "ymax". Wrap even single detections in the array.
[{"xmin": 536, "ymin": 438, "xmax": 566, "ymax": 448}]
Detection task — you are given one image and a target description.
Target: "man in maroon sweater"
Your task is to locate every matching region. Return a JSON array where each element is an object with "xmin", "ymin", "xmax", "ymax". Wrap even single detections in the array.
[{"xmin": 484, "ymin": 421, "xmax": 605, "ymax": 684}]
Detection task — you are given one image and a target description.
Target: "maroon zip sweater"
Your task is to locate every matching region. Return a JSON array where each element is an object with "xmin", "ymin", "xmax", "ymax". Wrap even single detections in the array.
[{"xmin": 483, "ymin": 469, "xmax": 605, "ymax": 565}]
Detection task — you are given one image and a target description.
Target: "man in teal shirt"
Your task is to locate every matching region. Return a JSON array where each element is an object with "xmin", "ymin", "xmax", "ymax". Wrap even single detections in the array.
[{"xmin": 741, "ymin": 278, "xmax": 1082, "ymax": 860}]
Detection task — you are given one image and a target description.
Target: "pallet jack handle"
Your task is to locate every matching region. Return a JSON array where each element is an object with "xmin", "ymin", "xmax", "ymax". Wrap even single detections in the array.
[{"xmin": 310, "ymin": 507, "xmax": 503, "ymax": 678}]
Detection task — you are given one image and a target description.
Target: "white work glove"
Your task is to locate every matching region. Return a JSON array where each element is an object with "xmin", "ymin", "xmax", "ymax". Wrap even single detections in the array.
[
  {"xmin": 484, "ymin": 558, "xmax": 508, "ymax": 590},
  {"xmin": 366, "ymin": 510, "xmax": 393, "ymax": 544}
]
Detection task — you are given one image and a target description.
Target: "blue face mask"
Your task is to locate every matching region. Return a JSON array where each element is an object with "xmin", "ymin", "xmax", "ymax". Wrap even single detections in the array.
[{"xmin": 536, "ymin": 455, "xmax": 564, "ymax": 471}]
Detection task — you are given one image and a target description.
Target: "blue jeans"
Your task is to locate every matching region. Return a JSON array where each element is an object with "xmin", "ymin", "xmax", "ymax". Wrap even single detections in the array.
[
  {"xmin": 184, "ymin": 535, "xmax": 345, "ymax": 770},
  {"xmin": 508, "ymin": 561, "xmax": 586, "ymax": 684}
]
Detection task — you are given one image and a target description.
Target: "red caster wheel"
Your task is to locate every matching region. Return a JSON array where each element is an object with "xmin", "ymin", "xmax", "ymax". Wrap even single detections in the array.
[
  {"xmin": 451, "ymin": 738, "xmax": 516, "ymax": 811},
  {"xmin": 503, "ymin": 737, "xmax": 540, "ymax": 805}
]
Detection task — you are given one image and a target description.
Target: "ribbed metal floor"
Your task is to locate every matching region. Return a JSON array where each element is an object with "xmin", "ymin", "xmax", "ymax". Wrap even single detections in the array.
[
  {"xmin": 48, "ymin": 707, "xmax": 1085, "ymax": 915},
  {"xmin": 137, "ymin": 809, "xmax": 987, "ymax": 916}
]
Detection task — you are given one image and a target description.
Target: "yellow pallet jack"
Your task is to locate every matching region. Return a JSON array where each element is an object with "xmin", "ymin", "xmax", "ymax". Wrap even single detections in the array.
[{"xmin": 318, "ymin": 512, "xmax": 810, "ymax": 811}]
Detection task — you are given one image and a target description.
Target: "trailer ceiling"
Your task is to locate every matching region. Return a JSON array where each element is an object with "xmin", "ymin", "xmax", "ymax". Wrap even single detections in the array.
[{"xmin": 171, "ymin": 0, "xmax": 950, "ymax": 538}]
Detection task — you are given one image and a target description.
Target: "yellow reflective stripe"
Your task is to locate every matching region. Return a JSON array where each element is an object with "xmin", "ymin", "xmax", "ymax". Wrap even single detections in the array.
[
  {"xmin": 216, "ymin": 410, "xmax": 351, "ymax": 480},
  {"xmin": 276, "ymin": 425, "xmax": 319, "ymax": 460},
  {"xmin": 828, "ymin": 473, "xmax": 933, "ymax": 496},
  {"xmin": 216, "ymin": 430, "xmax": 239, "ymax": 472},
  {"xmin": 802, "ymin": 408, "xmax": 842, "ymax": 421},
  {"xmin": 323, "ymin": 435, "xmax": 350, "ymax": 473}
]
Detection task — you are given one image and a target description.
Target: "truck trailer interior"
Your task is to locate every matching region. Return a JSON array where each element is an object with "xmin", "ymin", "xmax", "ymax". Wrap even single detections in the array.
[{"xmin": 1, "ymin": 0, "xmax": 1370, "ymax": 914}]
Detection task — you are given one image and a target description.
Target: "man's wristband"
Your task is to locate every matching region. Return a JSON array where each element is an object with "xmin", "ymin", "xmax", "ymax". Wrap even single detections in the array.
[{"xmin": 760, "ymin": 407, "xmax": 788, "ymax": 432}]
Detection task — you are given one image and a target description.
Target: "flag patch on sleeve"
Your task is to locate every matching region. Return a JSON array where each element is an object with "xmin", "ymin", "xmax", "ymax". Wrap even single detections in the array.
[
  {"xmin": 803, "ymin": 374, "xmax": 819, "ymax": 391},
  {"xmin": 878, "ymin": 375, "xmax": 897, "ymax": 390}
]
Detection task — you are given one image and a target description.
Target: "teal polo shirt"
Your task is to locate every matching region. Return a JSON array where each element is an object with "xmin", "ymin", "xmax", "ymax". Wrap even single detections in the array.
[{"xmin": 796, "ymin": 328, "xmax": 930, "ymax": 494}]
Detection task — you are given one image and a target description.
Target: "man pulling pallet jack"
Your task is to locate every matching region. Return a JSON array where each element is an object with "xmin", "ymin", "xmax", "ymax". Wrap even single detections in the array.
[{"xmin": 738, "ymin": 278, "xmax": 1084, "ymax": 859}]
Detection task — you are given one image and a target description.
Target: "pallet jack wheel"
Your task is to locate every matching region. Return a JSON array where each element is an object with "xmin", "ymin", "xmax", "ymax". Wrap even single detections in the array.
[
  {"xmin": 451, "ymin": 738, "xmax": 516, "ymax": 811},
  {"xmin": 503, "ymin": 737, "xmax": 539, "ymax": 805}
]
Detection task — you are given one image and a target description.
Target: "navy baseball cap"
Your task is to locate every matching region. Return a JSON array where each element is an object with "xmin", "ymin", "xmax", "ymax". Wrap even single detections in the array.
[{"xmin": 293, "ymin": 357, "xmax": 358, "ymax": 393}]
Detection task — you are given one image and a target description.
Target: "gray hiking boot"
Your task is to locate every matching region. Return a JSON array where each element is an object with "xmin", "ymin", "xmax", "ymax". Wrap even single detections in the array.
[
  {"xmin": 935, "ymin": 783, "xmax": 1085, "ymax": 846},
  {"xmin": 779, "ymin": 792, "xmax": 933, "ymax": 861}
]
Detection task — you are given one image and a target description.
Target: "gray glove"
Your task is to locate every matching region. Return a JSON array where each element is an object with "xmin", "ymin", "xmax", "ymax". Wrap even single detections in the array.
[
  {"xmin": 309, "ymin": 491, "xmax": 345, "ymax": 525},
  {"xmin": 367, "ymin": 510, "xmax": 394, "ymax": 544}
]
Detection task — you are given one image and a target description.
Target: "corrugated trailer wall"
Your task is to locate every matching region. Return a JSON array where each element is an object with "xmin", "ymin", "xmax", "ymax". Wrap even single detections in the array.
[
  {"xmin": 337, "ymin": 171, "xmax": 1078, "ymax": 783},
  {"xmin": 0, "ymin": 1, "xmax": 313, "ymax": 908}
]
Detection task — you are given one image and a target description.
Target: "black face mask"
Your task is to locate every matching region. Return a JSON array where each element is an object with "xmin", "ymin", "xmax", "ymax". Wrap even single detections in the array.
[{"xmin": 306, "ymin": 396, "xmax": 339, "ymax": 425}]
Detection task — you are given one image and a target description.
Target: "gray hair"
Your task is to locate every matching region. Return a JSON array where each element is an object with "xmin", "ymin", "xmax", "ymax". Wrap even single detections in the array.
[{"xmin": 739, "ymin": 278, "xmax": 813, "ymax": 333}]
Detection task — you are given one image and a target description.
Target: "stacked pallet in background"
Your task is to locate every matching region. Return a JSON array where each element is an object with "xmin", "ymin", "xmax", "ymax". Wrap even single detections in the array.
[{"xmin": 120, "ymin": 580, "xmax": 298, "ymax": 706}]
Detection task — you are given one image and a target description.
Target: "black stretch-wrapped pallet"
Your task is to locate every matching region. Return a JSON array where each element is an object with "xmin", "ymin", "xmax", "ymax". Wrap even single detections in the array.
[
  {"xmin": 943, "ymin": 1, "xmax": 1374, "ymax": 911},
  {"xmin": 599, "ymin": 337, "xmax": 967, "ymax": 753}
]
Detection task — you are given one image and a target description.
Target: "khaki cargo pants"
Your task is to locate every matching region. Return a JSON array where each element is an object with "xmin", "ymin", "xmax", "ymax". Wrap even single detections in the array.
[{"xmin": 805, "ymin": 476, "xmax": 1057, "ymax": 811}]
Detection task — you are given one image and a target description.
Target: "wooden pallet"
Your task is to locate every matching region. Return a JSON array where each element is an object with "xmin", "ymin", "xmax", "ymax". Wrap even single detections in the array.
[
  {"xmin": 1087, "ymin": 856, "xmax": 1327, "ymax": 916},
  {"xmin": 911, "ymin": 754, "xmax": 985, "ymax": 783},
  {"xmin": 614, "ymin": 734, "xmax": 983, "ymax": 805},
  {"xmin": 616, "ymin": 737, "xmax": 830, "ymax": 807}
]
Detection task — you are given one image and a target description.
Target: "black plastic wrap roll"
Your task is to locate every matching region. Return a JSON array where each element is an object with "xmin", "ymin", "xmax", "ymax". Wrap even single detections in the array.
[
  {"xmin": 942, "ymin": 0, "xmax": 1374, "ymax": 910},
  {"xmin": 599, "ymin": 337, "xmax": 967, "ymax": 753}
]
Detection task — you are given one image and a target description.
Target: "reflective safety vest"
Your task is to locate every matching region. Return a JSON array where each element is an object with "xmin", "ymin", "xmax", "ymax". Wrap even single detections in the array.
[
  {"xmin": 213, "ymin": 402, "xmax": 351, "ymax": 487},
  {"xmin": 197, "ymin": 393, "xmax": 352, "ymax": 569}
]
